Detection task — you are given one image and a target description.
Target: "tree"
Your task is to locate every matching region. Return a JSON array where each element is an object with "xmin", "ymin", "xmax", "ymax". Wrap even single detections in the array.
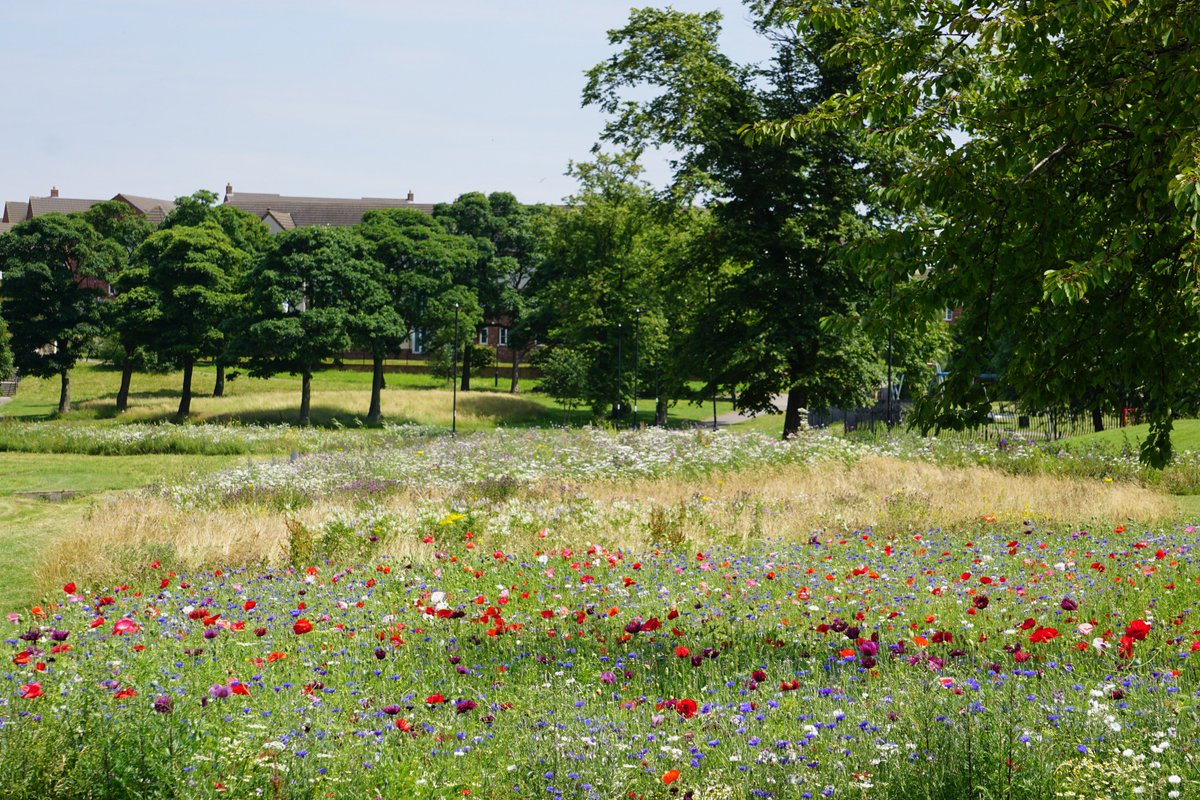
[
  {"xmin": 0, "ymin": 214, "xmax": 120, "ymax": 413},
  {"xmin": 433, "ymin": 192, "xmax": 550, "ymax": 392},
  {"xmin": 163, "ymin": 190, "xmax": 272, "ymax": 397},
  {"xmin": 85, "ymin": 200, "xmax": 156, "ymax": 411},
  {"xmin": 233, "ymin": 226, "xmax": 381, "ymax": 426},
  {"xmin": 357, "ymin": 209, "xmax": 482, "ymax": 418},
  {"xmin": 0, "ymin": 313, "xmax": 14, "ymax": 382},
  {"xmin": 754, "ymin": 0, "xmax": 1200, "ymax": 464},
  {"xmin": 134, "ymin": 222, "xmax": 244, "ymax": 418},
  {"xmin": 584, "ymin": 6, "xmax": 882, "ymax": 437},
  {"xmin": 534, "ymin": 346, "xmax": 589, "ymax": 421},
  {"xmin": 534, "ymin": 154, "xmax": 682, "ymax": 421}
]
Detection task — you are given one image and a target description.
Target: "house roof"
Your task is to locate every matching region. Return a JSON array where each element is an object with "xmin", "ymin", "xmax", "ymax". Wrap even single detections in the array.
[
  {"xmin": 0, "ymin": 222, "xmax": 14, "ymax": 235},
  {"xmin": 2, "ymin": 201, "xmax": 27, "ymax": 224},
  {"xmin": 112, "ymin": 193, "xmax": 177, "ymax": 225},
  {"xmin": 225, "ymin": 191, "xmax": 434, "ymax": 228},
  {"xmin": 262, "ymin": 208, "xmax": 296, "ymax": 231},
  {"xmin": 27, "ymin": 195, "xmax": 103, "ymax": 217}
]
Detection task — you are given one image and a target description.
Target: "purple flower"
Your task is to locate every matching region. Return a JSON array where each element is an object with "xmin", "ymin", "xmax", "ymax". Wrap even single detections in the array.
[
  {"xmin": 382, "ymin": 704, "xmax": 402, "ymax": 715},
  {"xmin": 599, "ymin": 671, "xmax": 616, "ymax": 685},
  {"xmin": 153, "ymin": 695, "xmax": 173, "ymax": 714},
  {"xmin": 209, "ymin": 684, "xmax": 231, "ymax": 700},
  {"xmin": 1061, "ymin": 597, "xmax": 1078, "ymax": 611},
  {"xmin": 455, "ymin": 699, "xmax": 477, "ymax": 714}
]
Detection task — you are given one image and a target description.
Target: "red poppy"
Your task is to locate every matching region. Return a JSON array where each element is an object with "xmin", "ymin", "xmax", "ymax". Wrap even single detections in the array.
[
  {"xmin": 243, "ymin": 600, "xmax": 256, "ymax": 611},
  {"xmin": 676, "ymin": 698, "xmax": 698, "ymax": 719},
  {"xmin": 1124, "ymin": 619, "xmax": 1151, "ymax": 642},
  {"xmin": 114, "ymin": 687, "xmax": 137, "ymax": 700},
  {"xmin": 675, "ymin": 646, "xmax": 690, "ymax": 658},
  {"xmin": 662, "ymin": 769, "xmax": 681, "ymax": 785},
  {"xmin": 293, "ymin": 618, "xmax": 313, "ymax": 635},
  {"xmin": 63, "ymin": 582, "xmax": 76, "ymax": 594},
  {"xmin": 229, "ymin": 681, "xmax": 250, "ymax": 696},
  {"xmin": 19, "ymin": 683, "xmax": 43, "ymax": 699},
  {"xmin": 1029, "ymin": 626, "xmax": 1060, "ymax": 644},
  {"xmin": 426, "ymin": 693, "xmax": 446, "ymax": 705}
]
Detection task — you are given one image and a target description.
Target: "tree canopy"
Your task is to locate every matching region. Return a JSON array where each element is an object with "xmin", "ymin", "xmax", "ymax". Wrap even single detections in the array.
[
  {"xmin": 753, "ymin": 0, "xmax": 1200, "ymax": 463},
  {"xmin": 134, "ymin": 221, "xmax": 245, "ymax": 418},
  {"xmin": 234, "ymin": 226, "xmax": 383, "ymax": 426},
  {"xmin": 584, "ymin": 6, "xmax": 886, "ymax": 435},
  {"xmin": 0, "ymin": 213, "xmax": 121, "ymax": 412}
]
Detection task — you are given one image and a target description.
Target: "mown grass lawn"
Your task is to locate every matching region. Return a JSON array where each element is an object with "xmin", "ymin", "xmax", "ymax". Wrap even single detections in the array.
[
  {"xmin": 0, "ymin": 453, "xmax": 242, "ymax": 610},
  {"xmin": 2, "ymin": 362, "xmax": 737, "ymax": 430}
]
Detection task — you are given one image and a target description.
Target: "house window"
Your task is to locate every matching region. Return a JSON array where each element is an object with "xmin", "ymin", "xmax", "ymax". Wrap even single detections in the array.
[
  {"xmin": 411, "ymin": 330, "xmax": 426, "ymax": 355},
  {"xmin": 478, "ymin": 328, "xmax": 489, "ymax": 345},
  {"xmin": 498, "ymin": 327, "xmax": 509, "ymax": 346},
  {"xmin": 943, "ymin": 308, "xmax": 955, "ymax": 322}
]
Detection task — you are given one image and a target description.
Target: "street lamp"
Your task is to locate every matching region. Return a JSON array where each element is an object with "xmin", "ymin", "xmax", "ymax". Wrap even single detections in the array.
[
  {"xmin": 707, "ymin": 281, "xmax": 717, "ymax": 431},
  {"xmin": 886, "ymin": 280, "xmax": 894, "ymax": 432},
  {"xmin": 633, "ymin": 308, "xmax": 641, "ymax": 427},
  {"xmin": 615, "ymin": 322, "xmax": 623, "ymax": 422},
  {"xmin": 452, "ymin": 302, "xmax": 459, "ymax": 435}
]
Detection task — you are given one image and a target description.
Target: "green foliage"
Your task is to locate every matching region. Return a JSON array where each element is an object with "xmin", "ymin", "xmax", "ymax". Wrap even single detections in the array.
[
  {"xmin": 433, "ymin": 192, "xmax": 550, "ymax": 389},
  {"xmin": 533, "ymin": 346, "xmax": 590, "ymax": 415},
  {"xmin": 135, "ymin": 222, "xmax": 244, "ymax": 366},
  {"xmin": 134, "ymin": 220, "xmax": 246, "ymax": 417},
  {"xmin": 583, "ymin": 7, "xmax": 889, "ymax": 435},
  {"xmin": 535, "ymin": 154, "xmax": 683, "ymax": 419},
  {"xmin": 756, "ymin": 0, "xmax": 1200, "ymax": 465},
  {"xmin": 0, "ymin": 213, "xmax": 121, "ymax": 411},
  {"xmin": 232, "ymin": 226, "xmax": 382, "ymax": 425},
  {"xmin": 0, "ymin": 313, "xmax": 13, "ymax": 381}
]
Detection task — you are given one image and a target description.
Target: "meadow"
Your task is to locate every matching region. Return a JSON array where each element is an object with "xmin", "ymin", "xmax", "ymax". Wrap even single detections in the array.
[{"xmin": 3, "ymin": 369, "xmax": 1200, "ymax": 799}]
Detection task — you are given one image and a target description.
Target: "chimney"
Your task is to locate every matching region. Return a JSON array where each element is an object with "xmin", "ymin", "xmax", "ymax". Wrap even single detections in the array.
[
  {"xmin": 406, "ymin": 190, "xmax": 414, "ymax": 202},
  {"xmin": 225, "ymin": 182, "xmax": 234, "ymax": 201},
  {"xmin": 50, "ymin": 186, "xmax": 59, "ymax": 198}
]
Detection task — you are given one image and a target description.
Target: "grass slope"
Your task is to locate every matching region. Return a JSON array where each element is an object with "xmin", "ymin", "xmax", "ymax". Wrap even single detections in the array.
[{"xmin": 0, "ymin": 453, "xmax": 240, "ymax": 609}]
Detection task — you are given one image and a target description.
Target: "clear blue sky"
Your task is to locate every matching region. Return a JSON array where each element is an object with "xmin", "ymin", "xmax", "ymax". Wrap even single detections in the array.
[{"xmin": 1, "ymin": 1, "xmax": 771, "ymax": 207}]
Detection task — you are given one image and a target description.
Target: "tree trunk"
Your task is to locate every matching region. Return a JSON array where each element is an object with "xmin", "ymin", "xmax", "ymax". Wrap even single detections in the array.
[
  {"xmin": 177, "ymin": 357, "xmax": 194, "ymax": 419},
  {"xmin": 213, "ymin": 362, "xmax": 225, "ymax": 397},
  {"xmin": 1092, "ymin": 406, "xmax": 1104, "ymax": 433},
  {"xmin": 367, "ymin": 354, "xmax": 384, "ymax": 426},
  {"xmin": 116, "ymin": 348, "xmax": 133, "ymax": 412},
  {"xmin": 460, "ymin": 343, "xmax": 472, "ymax": 391},
  {"xmin": 509, "ymin": 353, "xmax": 521, "ymax": 394},
  {"xmin": 655, "ymin": 396, "xmax": 668, "ymax": 427},
  {"xmin": 782, "ymin": 386, "xmax": 806, "ymax": 439},
  {"xmin": 58, "ymin": 369, "xmax": 71, "ymax": 415},
  {"xmin": 299, "ymin": 371, "xmax": 312, "ymax": 427}
]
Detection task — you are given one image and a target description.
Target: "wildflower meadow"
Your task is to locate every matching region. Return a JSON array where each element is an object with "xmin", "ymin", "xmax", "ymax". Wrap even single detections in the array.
[{"xmin": 3, "ymin": 427, "xmax": 1200, "ymax": 799}]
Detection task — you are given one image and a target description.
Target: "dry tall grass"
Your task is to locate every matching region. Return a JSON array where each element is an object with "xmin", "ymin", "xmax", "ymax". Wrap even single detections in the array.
[
  {"xmin": 81, "ymin": 388, "xmax": 549, "ymax": 428},
  {"xmin": 38, "ymin": 456, "xmax": 1174, "ymax": 595}
]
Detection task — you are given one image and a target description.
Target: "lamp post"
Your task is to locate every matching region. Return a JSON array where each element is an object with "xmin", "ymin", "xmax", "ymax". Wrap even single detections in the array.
[
  {"xmin": 616, "ymin": 322, "xmax": 623, "ymax": 422},
  {"xmin": 452, "ymin": 302, "xmax": 459, "ymax": 435},
  {"xmin": 633, "ymin": 308, "xmax": 641, "ymax": 427},
  {"xmin": 886, "ymin": 280, "xmax": 894, "ymax": 432},
  {"xmin": 707, "ymin": 281, "xmax": 717, "ymax": 431}
]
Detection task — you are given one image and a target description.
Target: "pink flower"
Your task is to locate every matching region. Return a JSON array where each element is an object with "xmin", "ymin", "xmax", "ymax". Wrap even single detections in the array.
[{"xmin": 113, "ymin": 618, "xmax": 141, "ymax": 635}]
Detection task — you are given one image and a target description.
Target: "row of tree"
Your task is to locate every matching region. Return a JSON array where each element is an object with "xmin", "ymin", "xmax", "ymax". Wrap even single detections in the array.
[
  {"xmin": 0, "ymin": 190, "xmax": 556, "ymax": 426},
  {"xmin": 4, "ymin": 0, "xmax": 1190, "ymax": 457}
]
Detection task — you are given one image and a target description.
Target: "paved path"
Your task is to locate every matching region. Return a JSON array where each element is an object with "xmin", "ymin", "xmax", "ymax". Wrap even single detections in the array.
[{"xmin": 710, "ymin": 395, "xmax": 787, "ymax": 427}]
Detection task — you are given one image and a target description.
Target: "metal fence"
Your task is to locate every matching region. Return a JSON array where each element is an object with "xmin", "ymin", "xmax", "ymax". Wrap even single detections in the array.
[
  {"xmin": 809, "ymin": 403, "xmax": 1132, "ymax": 442},
  {"xmin": 0, "ymin": 375, "xmax": 18, "ymax": 398}
]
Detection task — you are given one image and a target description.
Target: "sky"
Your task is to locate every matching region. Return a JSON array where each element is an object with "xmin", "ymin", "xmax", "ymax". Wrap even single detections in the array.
[{"xmin": 1, "ymin": 1, "xmax": 773, "ymax": 208}]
